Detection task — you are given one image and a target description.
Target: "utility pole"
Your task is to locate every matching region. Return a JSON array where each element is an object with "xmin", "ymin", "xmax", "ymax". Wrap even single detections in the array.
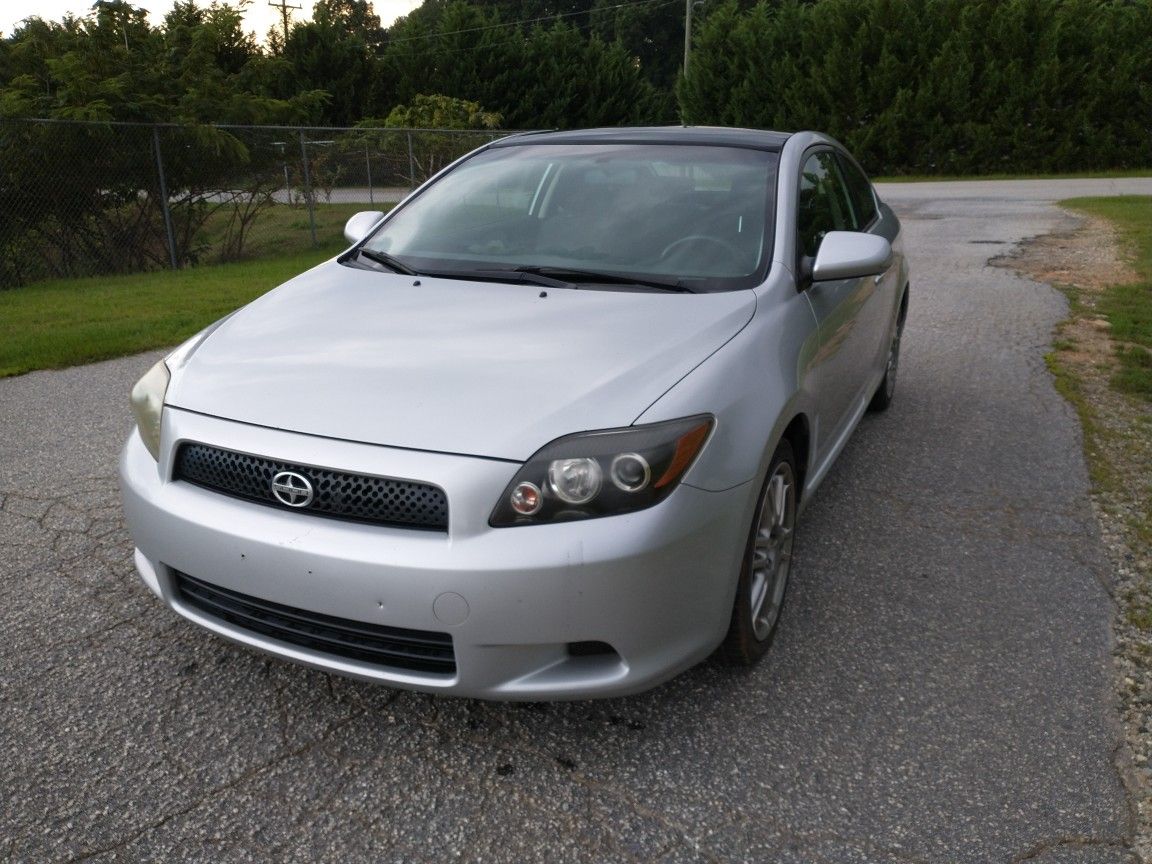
[
  {"xmin": 268, "ymin": 0, "xmax": 301, "ymax": 42},
  {"xmin": 683, "ymin": 0, "xmax": 692, "ymax": 77}
]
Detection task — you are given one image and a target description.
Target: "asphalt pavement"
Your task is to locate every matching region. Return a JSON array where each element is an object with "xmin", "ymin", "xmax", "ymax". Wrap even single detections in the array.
[{"xmin": 3, "ymin": 178, "xmax": 1150, "ymax": 862}]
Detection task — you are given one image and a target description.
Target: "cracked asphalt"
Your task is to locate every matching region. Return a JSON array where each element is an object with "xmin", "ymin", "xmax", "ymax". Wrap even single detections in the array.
[{"xmin": 4, "ymin": 178, "xmax": 1152, "ymax": 862}]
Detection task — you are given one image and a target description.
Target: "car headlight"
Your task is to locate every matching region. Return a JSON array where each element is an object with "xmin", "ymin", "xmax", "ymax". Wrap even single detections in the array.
[
  {"xmin": 129, "ymin": 359, "xmax": 171, "ymax": 461},
  {"xmin": 490, "ymin": 415, "xmax": 713, "ymax": 527}
]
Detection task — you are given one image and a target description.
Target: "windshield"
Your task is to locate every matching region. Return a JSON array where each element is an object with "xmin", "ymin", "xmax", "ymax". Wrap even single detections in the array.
[{"xmin": 357, "ymin": 142, "xmax": 778, "ymax": 292}]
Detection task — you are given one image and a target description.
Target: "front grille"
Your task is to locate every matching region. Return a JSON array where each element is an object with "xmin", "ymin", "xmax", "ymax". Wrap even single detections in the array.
[
  {"xmin": 175, "ymin": 443, "xmax": 448, "ymax": 531},
  {"xmin": 175, "ymin": 571, "xmax": 456, "ymax": 675}
]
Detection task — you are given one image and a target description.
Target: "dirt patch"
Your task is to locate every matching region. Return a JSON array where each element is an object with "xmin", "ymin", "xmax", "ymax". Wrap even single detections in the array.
[
  {"xmin": 997, "ymin": 212, "xmax": 1152, "ymax": 861},
  {"xmin": 992, "ymin": 215, "xmax": 1139, "ymax": 290},
  {"xmin": 992, "ymin": 216, "xmax": 1140, "ymax": 367}
]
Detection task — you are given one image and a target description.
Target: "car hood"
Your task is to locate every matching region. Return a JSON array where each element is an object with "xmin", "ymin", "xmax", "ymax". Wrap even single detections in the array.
[{"xmin": 168, "ymin": 262, "xmax": 755, "ymax": 460}]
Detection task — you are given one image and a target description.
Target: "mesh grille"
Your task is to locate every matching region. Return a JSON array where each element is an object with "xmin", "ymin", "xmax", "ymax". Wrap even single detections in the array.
[
  {"xmin": 175, "ymin": 443, "xmax": 448, "ymax": 531},
  {"xmin": 175, "ymin": 571, "xmax": 456, "ymax": 675}
]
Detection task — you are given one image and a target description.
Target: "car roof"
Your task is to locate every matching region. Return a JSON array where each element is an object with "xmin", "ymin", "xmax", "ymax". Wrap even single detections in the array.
[{"xmin": 490, "ymin": 126, "xmax": 792, "ymax": 152}]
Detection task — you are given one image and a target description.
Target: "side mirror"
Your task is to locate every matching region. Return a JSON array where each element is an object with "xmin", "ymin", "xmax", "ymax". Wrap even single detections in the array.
[
  {"xmin": 811, "ymin": 231, "xmax": 892, "ymax": 282},
  {"xmin": 344, "ymin": 210, "xmax": 386, "ymax": 245}
]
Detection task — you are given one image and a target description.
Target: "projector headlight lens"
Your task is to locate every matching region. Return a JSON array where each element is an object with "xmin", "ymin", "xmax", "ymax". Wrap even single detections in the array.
[{"xmin": 490, "ymin": 415, "xmax": 713, "ymax": 527}]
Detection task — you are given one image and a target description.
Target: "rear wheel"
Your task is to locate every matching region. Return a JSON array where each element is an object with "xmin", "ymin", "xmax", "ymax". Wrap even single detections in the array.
[{"xmin": 720, "ymin": 441, "xmax": 797, "ymax": 665}]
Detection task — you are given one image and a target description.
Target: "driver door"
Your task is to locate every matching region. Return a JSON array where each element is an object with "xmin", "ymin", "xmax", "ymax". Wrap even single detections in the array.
[{"xmin": 798, "ymin": 149, "xmax": 878, "ymax": 463}]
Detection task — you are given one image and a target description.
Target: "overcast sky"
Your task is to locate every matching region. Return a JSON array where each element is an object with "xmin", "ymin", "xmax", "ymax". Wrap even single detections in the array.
[{"xmin": 1, "ymin": 0, "xmax": 422, "ymax": 41}]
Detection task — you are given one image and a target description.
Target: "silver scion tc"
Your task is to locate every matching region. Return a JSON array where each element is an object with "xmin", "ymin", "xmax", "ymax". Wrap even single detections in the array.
[{"xmin": 120, "ymin": 127, "xmax": 909, "ymax": 700}]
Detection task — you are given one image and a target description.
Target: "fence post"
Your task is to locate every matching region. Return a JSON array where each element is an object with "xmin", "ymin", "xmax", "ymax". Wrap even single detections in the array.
[
  {"xmin": 365, "ymin": 139, "xmax": 374, "ymax": 206},
  {"xmin": 152, "ymin": 125, "xmax": 178, "ymax": 270},
  {"xmin": 406, "ymin": 131, "xmax": 416, "ymax": 190},
  {"xmin": 299, "ymin": 129, "xmax": 318, "ymax": 247}
]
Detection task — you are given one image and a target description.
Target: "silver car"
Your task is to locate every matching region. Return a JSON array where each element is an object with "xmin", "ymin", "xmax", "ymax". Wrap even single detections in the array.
[{"xmin": 120, "ymin": 127, "xmax": 908, "ymax": 700}]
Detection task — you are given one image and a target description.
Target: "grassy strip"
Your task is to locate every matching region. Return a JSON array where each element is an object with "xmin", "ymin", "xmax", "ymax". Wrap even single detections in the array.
[
  {"xmin": 1042, "ymin": 284, "xmax": 1126, "ymax": 498},
  {"xmin": 1061, "ymin": 196, "xmax": 1152, "ymax": 400},
  {"xmin": 196, "ymin": 202, "xmax": 377, "ymax": 264},
  {"xmin": 0, "ymin": 243, "xmax": 343, "ymax": 377},
  {"xmin": 0, "ymin": 199, "xmax": 396, "ymax": 378},
  {"xmin": 1046, "ymin": 195, "xmax": 1152, "ymax": 581}
]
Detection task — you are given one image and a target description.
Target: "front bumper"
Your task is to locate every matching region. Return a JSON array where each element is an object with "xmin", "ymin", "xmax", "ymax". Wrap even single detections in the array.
[{"xmin": 120, "ymin": 407, "xmax": 755, "ymax": 700}]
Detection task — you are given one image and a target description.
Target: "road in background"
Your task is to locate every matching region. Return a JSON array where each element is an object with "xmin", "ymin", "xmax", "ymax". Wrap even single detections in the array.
[{"xmin": 1, "ymin": 179, "xmax": 1146, "ymax": 862}]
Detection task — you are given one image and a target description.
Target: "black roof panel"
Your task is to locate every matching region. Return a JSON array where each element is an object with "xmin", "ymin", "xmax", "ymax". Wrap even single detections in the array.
[{"xmin": 490, "ymin": 126, "xmax": 792, "ymax": 152}]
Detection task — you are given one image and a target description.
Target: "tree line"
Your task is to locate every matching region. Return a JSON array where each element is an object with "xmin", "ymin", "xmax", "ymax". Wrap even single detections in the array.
[
  {"xmin": 1, "ymin": 0, "xmax": 1149, "ymax": 170},
  {"xmin": 0, "ymin": 0, "xmax": 672, "ymax": 129},
  {"xmin": 2, "ymin": 0, "xmax": 1148, "ymax": 286},
  {"xmin": 681, "ymin": 0, "xmax": 1152, "ymax": 175}
]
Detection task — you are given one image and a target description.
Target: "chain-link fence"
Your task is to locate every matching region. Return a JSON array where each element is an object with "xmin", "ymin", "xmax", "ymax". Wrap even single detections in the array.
[{"xmin": 0, "ymin": 118, "xmax": 515, "ymax": 288}]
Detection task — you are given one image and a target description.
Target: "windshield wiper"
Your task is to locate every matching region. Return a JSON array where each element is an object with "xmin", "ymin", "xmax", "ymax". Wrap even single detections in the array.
[
  {"xmin": 354, "ymin": 260, "xmax": 694, "ymax": 293},
  {"xmin": 509, "ymin": 266, "xmax": 694, "ymax": 293},
  {"xmin": 420, "ymin": 268, "xmax": 575, "ymax": 289},
  {"xmin": 352, "ymin": 248, "xmax": 420, "ymax": 276}
]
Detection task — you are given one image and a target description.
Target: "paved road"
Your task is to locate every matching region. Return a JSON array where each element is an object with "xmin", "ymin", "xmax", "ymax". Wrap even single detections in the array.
[{"xmin": 1, "ymin": 179, "xmax": 1145, "ymax": 862}]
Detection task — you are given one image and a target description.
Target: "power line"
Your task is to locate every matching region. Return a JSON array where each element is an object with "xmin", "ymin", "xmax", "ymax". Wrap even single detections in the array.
[
  {"xmin": 268, "ymin": 0, "xmax": 301, "ymax": 41},
  {"xmin": 384, "ymin": 0, "xmax": 679, "ymax": 46}
]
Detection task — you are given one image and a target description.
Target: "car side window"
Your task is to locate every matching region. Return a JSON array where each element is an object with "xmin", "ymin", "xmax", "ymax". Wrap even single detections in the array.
[
  {"xmin": 798, "ymin": 151, "xmax": 853, "ymax": 259},
  {"xmin": 836, "ymin": 154, "xmax": 879, "ymax": 229}
]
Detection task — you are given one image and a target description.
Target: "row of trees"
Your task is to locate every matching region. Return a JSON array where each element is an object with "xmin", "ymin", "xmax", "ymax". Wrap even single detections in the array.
[
  {"xmin": 681, "ymin": 0, "xmax": 1152, "ymax": 175},
  {"xmin": 0, "ymin": 0, "xmax": 676, "ymax": 286},
  {"xmin": 2, "ymin": 0, "xmax": 1150, "ymax": 168},
  {"xmin": 2, "ymin": 0, "xmax": 1150, "ymax": 286},
  {"xmin": 0, "ymin": 0, "xmax": 670, "ymax": 129}
]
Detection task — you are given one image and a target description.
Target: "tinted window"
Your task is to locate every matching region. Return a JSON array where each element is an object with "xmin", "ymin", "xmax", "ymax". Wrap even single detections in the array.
[
  {"xmin": 837, "ymin": 153, "xmax": 878, "ymax": 229},
  {"xmin": 360, "ymin": 143, "xmax": 779, "ymax": 292},
  {"xmin": 798, "ymin": 151, "xmax": 853, "ymax": 258}
]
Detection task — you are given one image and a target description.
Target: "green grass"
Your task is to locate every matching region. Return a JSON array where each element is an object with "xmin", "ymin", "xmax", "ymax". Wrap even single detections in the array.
[
  {"xmin": 1061, "ymin": 196, "xmax": 1152, "ymax": 401},
  {"xmin": 0, "ymin": 243, "xmax": 343, "ymax": 377},
  {"xmin": 0, "ymin": 199, "xmax": 396, "ymax": 378},
  {"xmin": 1113, "ymin": 345, "xmax": 1152, "ymax": 399},
  {"xmin": 195, "ymin": 201, "xmax": 378, "ymax": 264}
]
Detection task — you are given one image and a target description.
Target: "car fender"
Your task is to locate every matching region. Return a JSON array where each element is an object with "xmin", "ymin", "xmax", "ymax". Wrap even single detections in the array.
[{"xmin": 633, "ymin": 265, "xmax": 820, "ymax": 499}]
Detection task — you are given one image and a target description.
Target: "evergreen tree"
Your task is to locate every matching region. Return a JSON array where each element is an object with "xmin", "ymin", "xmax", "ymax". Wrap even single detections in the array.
[{"xmin": 679, "ymin": 0, "xmax": 1152, "ymax": 175}]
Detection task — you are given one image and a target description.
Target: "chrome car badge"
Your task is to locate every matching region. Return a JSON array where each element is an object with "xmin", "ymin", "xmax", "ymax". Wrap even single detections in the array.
[{"xmin": 270, "ymin": 470, "xmax": 314, "ymax": 508}]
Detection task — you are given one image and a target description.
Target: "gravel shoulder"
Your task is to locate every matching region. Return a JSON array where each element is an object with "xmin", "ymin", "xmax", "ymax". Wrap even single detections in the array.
[{"xmin": 993, "ymin": 216, "xmax": 1152, "ymax": 862}]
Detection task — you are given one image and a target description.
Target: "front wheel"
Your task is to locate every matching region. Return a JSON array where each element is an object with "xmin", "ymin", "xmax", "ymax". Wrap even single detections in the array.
[
  {"xmin": 720, "ymin": 440, "xmax": 798, "ymax": 665},
  {"xmin": 868, "ymin": 320, "xmax": 903, "ymax": 412}
]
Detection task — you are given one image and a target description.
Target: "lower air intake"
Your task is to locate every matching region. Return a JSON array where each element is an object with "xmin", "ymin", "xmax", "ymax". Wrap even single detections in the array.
[{"xmin": 175, "ymin": 571, "xmax": 456, "ymax": 675}]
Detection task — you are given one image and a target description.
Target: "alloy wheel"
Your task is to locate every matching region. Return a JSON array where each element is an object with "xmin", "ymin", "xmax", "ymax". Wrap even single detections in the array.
[
  {"xmin": 749, "ymin": 461, "xmax": 796, "ymax": 641},
  {"xmin": 884, "ymin": 331, "xmax": 901, "ymax": 400}
]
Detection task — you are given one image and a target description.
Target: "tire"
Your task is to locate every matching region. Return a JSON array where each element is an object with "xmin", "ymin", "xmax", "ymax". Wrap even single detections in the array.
[
  {"xmin": 720, "ymin": 440, "xmax": 798, "ymax": 665},
  {"xmin": 868, "ymin": 316, "xmax": 904, "ymax": 412}
]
